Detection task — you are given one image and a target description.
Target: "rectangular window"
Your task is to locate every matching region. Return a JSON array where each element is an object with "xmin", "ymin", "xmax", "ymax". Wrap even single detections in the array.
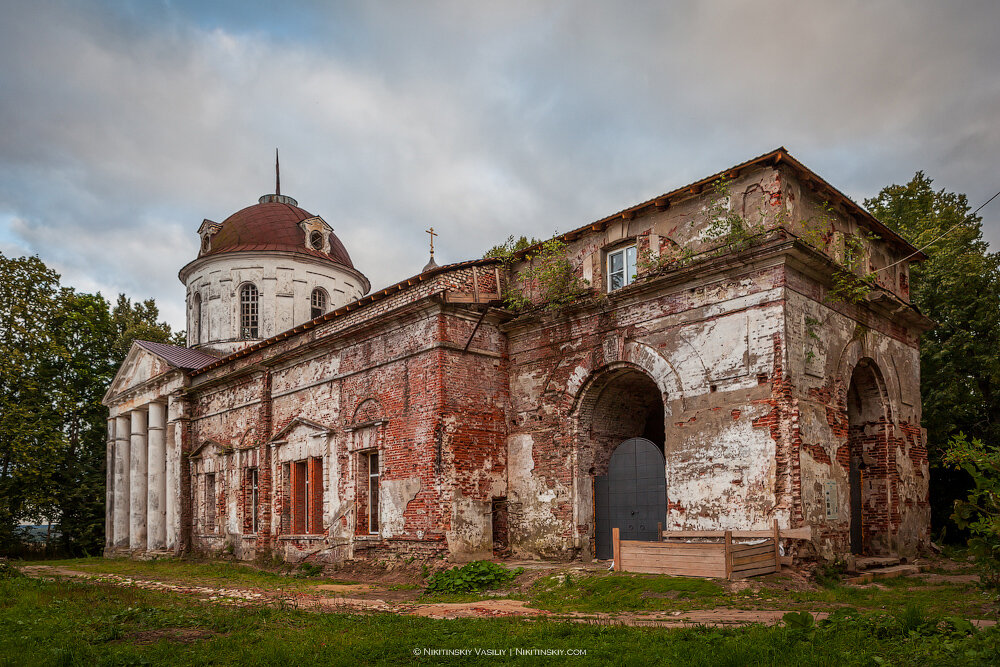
[
  {"xmin": 288, "ymin": 458, "xmax": 323, "ymax": 535},
  {"xmin": 292, "ymin": 461, "xmax": 308, "ymax": 534},
  {"xmin": 250, "ymin": 468, "xmax": 259, "ymax": 534},
  {"xmin": 368, "ymin": 452, "xmax": 380, "ymax": 534},
  {"xmin": 204, "ymin": 473, "xmax": 216, "ymax": 533},
  {"xmin": 607, "ymin": 245, "xmax": 637, "ymax": 291},
  {"xmin": 309, "ymin": 457, "xmax": 323, "ymax": 534},
  {"xmin": 280, "ymin": 463, "xmax": 291, "ymax": 534}
]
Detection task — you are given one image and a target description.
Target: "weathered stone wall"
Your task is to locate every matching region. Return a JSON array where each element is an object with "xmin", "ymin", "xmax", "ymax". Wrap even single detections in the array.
[
  {"xmin": 107, "ymin": 152, "xmax": 930, "ymax": 564},
  {"xmin": 183, "ymin": 264, "xmax": 508, "ymax": 562},
  {"xmin": 785, "ymin": 280, "xmax": 929, "ymax": 558},
  {"xmin": 505, "ymin": 257, "xmax": 788, "ymax": 558}
]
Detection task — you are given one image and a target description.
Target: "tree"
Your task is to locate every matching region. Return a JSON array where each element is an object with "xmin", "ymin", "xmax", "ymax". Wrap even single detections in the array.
[
  {"xmin": 943, "ymin": 434, "xmax": 1000, "ymax": 585},
  {"xmin": 110, "ymin": 294, "xmax": 182, "ymax": 363},
  {"xmin": 865, "ymin": 173, "xmax": 1000, "ymax": 539},
  {"xmin": 0, "ymin": 254, "xmax": 63, "ymax": 552},
  {"xmin": 0, "ymin": 252, "xmax": 178, "ymax": 555}
]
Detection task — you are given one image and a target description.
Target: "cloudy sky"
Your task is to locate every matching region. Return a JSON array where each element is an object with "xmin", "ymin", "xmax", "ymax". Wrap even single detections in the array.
[{"xmin": 1, "ymin": 0, "xmax": 998, "ymax": 331}]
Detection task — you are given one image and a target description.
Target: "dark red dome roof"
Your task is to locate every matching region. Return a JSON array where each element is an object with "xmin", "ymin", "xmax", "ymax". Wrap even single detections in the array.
[{"xmin": 204, "ymin": 200, "xmax": 354, "ymax": 268}]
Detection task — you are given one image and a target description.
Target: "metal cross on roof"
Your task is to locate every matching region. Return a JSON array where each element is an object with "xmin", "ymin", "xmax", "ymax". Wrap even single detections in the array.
[{"xmin": 426, "ymin": 227, "xmax": 437, "ymax": 257}]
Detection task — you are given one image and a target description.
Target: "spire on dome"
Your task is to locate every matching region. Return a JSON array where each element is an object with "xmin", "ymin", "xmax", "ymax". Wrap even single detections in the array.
[{"xmin": 259, "ymin": 149, "xmax": 298, "ymax": 205}]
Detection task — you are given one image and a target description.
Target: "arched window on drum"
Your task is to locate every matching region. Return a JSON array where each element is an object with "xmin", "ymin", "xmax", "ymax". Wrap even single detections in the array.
[
  {"xmin": 239, "ymin": 283, "xmax": 259, "ymax": 339},
  {"xmin": 311, "ymin": 287, "xmax": 328, "ymax": 319}
]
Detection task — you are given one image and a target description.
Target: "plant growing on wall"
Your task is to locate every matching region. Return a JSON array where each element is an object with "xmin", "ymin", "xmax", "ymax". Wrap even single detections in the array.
[
  {"xmin": 486, "ymin": 236, "xmax": 590, "ymax": 312},
  {"xmin": 702, "ymin": 177, "xmax": 769, "ymax": 253},
  {"xmin": 824, "ymin": 231, "xmax": 879, "ymax": 306},
  {"xmin": 518, "ymin": 238, "xmax": 591, "ymax": 311}
]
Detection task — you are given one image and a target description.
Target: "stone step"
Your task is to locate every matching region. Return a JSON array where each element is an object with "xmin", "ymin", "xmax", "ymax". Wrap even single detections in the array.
[
  {"xmin": 851, "ymin": 556, "xmax": 901, "ymax": 572},
  {"xmin": 846, "ymin": 564, "xmax": 925, "ymax": 585}
]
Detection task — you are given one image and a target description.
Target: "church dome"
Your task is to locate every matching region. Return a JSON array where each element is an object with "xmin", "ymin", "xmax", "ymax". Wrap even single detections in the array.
[{"xmin": 202, "ymin": 195, "xmax": 355, "ymax": 268}]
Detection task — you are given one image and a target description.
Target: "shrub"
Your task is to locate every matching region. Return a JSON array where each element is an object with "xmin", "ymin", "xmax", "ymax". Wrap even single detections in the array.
[
  {"xmin": 813, "ymin": 559, "xmax": 847, "ymax": 588},
  {"xmin": 0, "ymin": 559, "xmax": 20, "ymax": 580},
  {"xmin": 424, "ymin": 560, "xmax": 523, "ymax": 594},
  {"xmin": 296, "ymin": 562, "xmax": 324, "ymax": 578},
  {"xmin": 943, "ymin": 434, "xmax": 1000, "ymax": 587}
]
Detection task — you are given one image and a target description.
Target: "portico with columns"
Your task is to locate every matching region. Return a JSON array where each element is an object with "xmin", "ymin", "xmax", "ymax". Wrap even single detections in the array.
[{"xmin": 103, "ymin": 340, "xmax": 209, "ymax": 556}]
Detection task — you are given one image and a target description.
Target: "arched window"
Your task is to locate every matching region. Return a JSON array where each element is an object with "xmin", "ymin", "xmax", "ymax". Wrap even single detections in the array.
[
  {"xmin": 309, "ymin": 230, "xmax": 324, "ymax": 250},
  {"xmin": 192, "ymin": 292, "xmax": 202, "ymax": 345},
  {"xmin": 311, "ymin": 287, "xmax": 328, "ymax": 319},
  {"xmin": 240, "ymin": 283, "xmax": 259, "ymax": 339}
]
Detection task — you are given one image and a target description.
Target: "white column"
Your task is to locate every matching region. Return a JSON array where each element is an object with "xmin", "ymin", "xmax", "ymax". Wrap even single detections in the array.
[
  {"xmin": 106, "ymin": 418, "xmax": 115, "ymax": 549},
  {"xmin": 129, "ymin": 409, "xmax": 148, "ymax": 551},
  {"xmin": 146, "ymin": 403, "xmax": 167, "ymax": 551},
  {"xmin": 165, "ymin": 396, "xmax": 179, "ymax": 551},
  {"xmin": 113, "ymin": 415, "xmax": 131, "ymax": 549}
]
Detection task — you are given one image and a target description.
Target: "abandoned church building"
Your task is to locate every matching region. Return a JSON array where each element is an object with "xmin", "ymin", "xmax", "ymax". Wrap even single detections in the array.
[{"xmin": 103, "ymin": 148, "xmax": 932, "ymax": 566}]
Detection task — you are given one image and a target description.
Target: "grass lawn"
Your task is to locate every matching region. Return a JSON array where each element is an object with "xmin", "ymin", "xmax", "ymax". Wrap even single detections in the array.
[
  {"xmin": 34, "ymin": 557, "xmax": 359, "ymax": 592},
  {"xmin": 3, "ymin": 562, "xmax": 1000, "ymax": 665}
]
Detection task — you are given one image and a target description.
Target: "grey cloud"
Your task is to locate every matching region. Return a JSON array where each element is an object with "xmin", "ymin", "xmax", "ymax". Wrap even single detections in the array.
[{"xmin": 1, "ymin": 0, "xmax": 999, "ymax": 332}]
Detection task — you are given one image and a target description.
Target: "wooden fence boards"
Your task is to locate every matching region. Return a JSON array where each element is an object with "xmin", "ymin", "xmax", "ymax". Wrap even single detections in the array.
[{"xmin": 611, "ymin": 520, "xmax": 811, "ymax": 580}]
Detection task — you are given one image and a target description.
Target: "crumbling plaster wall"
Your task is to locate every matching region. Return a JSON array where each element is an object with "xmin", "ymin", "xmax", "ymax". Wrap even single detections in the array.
[
  {"xmin": 185, "ymin": 281, "xmax": 508, "ymax": 563},
  {"xmin": 505, "ymin": 261, "xmax": 790, "ymax": 558},
  {"xmin": 785, "ymin": 280, "xmax": 929, "ymax": 558},
  {"xmin": 502, "ymin": 162, "xmax": 927, "ymax": 560}
]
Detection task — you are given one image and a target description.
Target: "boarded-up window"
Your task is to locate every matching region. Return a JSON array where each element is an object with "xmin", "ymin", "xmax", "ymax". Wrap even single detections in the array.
[
  {"xmin": 281, "ymin": 463, "xmax": 291, "ymax": 534},
  {"xmin": 204, "ymin": 473, "xmax": 216, "ymax": 533},
  {"xmin": 309, "ymin": 458, "xmax": 324, "ymax": 533},
  {"xmin": 292, "ymin": 461, "xmax": 307, "ymax": 534},
  {"xmin": 249, "ymin": 468, "xmax": 259, "ymax": 533},
  {"xmin": 288, "ymin": 458, "xmax": 324, "ymax": 535}
]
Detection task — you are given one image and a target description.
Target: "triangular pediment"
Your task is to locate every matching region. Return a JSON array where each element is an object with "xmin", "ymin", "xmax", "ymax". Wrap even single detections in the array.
[
  {"xmin": 189, "ymin": 438, "xmax": 233, "ymax": 459},
  {"xmin": 268, "ymin": 416, "xmax": 335, "ymax": 445},
  {"xmin": 103, "ymin": 342, "xmax": 179, "ymax": 404}
]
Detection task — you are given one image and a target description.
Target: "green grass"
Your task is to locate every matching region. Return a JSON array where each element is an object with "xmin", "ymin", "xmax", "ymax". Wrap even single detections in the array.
[
  {"xmin": 28, "ymin": 557, "xmax": 997, "ymax": 621},
  {"xmin": 34, "ymin": 557, "xmax": 358, "ymax": 591},
  {"xmin": 529, "ymin": 572, "xmax": 725, "ymax": 613},
  {"xmin": 2, "ymin": 574, "xmax": 1000, "ymax": 666}
]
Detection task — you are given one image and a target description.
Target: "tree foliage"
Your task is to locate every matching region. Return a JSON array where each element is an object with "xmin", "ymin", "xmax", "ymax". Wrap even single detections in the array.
[
  {"xmin": 0, "ymin": 252, "xmax": 177, "ymax": 555},
  {"xmin": 865, "ymin": 172, "xmax": 1000, "ymax": 539},
  {"xmin": 943, "ymin": 434, "xmax": 1000, "ymax": 585}
]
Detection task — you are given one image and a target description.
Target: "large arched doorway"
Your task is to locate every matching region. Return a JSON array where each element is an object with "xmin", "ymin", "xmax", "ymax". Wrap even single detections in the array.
[
  {"xmin": 574, "ymin": 366, "xmax": 666, "ymax": 559},
  {"xmin": 846, "ymin": 359, "xmax": 890, "ymax": 555},
  {"xmin": 595, "ymin": 438, "xmax": 666, "ymax": 558}
]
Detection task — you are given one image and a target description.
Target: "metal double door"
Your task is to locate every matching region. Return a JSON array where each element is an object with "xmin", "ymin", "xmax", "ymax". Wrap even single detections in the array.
[{"xmin": 594, "ymin": 437, "xmax": 666, "ymax": 560}]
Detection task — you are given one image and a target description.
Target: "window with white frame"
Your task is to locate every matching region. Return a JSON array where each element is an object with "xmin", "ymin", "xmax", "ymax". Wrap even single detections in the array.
[
  {"xmin": 310, "ymin": 288, "xmax": 328, "ymax": 319},
  {"xmin": 240, "ymin": 283, "xmax": 259, "ymax": 339},
  {"xmin": 607, "ymin": 245, "xmax": 637, "ymax": 291}
]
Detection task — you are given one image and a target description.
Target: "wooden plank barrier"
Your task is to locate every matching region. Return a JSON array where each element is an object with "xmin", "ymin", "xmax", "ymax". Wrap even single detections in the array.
[{"xmin": 612, "ymin": 521, "xmax": 812, "ymax": 580}]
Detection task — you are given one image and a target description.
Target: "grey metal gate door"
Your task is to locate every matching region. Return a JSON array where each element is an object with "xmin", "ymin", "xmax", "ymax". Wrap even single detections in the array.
[{"xmin": 594, "ymin": 437, "xmax": 666, "ymax": 560}]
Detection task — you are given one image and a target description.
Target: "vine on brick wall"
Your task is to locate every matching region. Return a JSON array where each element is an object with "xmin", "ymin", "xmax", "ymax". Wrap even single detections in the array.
[{"xmin": 486, "ymin": 236, "xmax": 591, "ymax": 312}]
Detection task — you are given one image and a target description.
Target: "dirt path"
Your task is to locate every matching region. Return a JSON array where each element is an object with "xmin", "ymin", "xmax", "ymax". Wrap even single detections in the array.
[{"xmin": 17, "ymin": 564, "xmax": 995, "ymax": 629}]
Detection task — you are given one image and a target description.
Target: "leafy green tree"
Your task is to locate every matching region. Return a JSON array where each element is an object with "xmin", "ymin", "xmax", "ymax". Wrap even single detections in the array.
[
  {"xmin": 0, "ymin": 254, "xmax": 62, "ymax": 552},
  {"xmin": 0, "ymin": 252, "xmax": 178, "ymax": 555},
  {"xmin": 110, "ymin": 294, "xmax": 181, "ymax": 363},
  {"xmin": 943, "ymin": 434, "xmax": 1000, "ymax": 585},
  {"xmin": 866, "ymin": 173, "xmax": 1000, "ymax": 539}
]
